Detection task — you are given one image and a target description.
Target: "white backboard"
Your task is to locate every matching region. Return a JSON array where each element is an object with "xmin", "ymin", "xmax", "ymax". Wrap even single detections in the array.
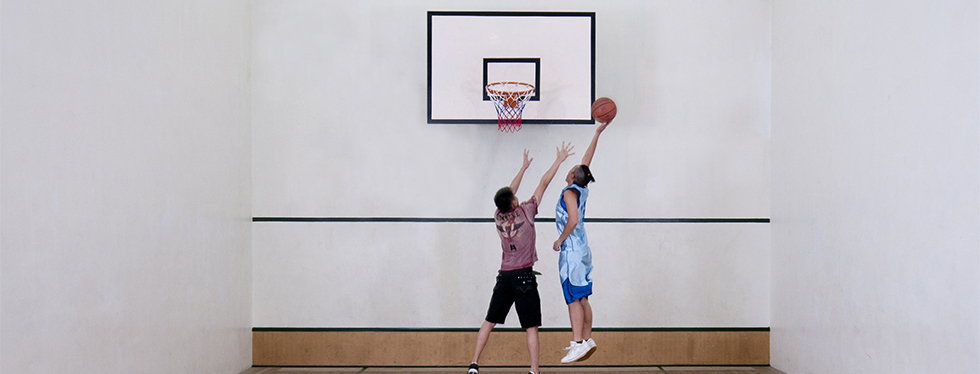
[{"xmin": 428, "ymin": 11, "xmax": 595, "ymax": 125}]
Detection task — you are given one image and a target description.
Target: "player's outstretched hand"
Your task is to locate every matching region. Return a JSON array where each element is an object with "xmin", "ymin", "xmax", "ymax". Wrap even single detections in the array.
[
  {"xmin": 522, "ymin": 148, "xmax": 532, "ymax": 170},
  {"xmin": 597, "ymin": 120, "xmax": 611, "ymax": 133},
  {"xmin": 556, "ymin": 141, "xmax": 575, "ymax": 162}
]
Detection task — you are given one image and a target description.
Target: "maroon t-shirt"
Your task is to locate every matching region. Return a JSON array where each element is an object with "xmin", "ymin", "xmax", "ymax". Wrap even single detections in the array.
[{"xmin": 494, "ymin": 197, "xmax": 539, "ymax": 271}]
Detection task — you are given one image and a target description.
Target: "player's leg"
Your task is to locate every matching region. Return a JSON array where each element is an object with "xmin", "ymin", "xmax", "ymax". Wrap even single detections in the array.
[
  {"xmin": 567, "ymin": 299, "xmax": 585, "ymax": 342},
  {"xmin": 473, "ymin": 274, "xmax": 514, "ymax": 372},
  {"xmin": 513, "ymin": 270, "xmax": 542, "ymax": 373},
  {"xmin": 471, "ymin": 320, "xmax": 496, "ymax": 364},
  {"xmin": 561, "ymin": 280, "xmax": 584, "ymax": 342},
  {"xmin": 581, "ymin": 296, "xmax": 593, "ymax": 340},
  {"xmin": 579, "ymin": 296, "xmax": 596, "ymax": 358},
  {"xmin": 562, "ymin": 296, "xmax": 595, "ymax": 363},
  {"xmin": 525, "ymin": 326, "xmax": 540, "ymax": 374}
]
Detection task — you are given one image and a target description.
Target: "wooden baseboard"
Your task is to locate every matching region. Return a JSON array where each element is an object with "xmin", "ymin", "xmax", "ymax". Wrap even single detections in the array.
[{"xmin": 252, "ymin": 328, "xmax": 769, "ymax": 367}]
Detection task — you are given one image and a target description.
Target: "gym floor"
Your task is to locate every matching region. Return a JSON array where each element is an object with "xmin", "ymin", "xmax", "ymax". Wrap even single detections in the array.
[{"xmin": 239, "ymin": 366, "xmax": 786, "ymax": 374}]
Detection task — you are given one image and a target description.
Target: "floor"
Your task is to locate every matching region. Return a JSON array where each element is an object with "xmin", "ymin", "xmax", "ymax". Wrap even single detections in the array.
[{"xmin": 239, "ymin": 367, "xmax": 786, "ymax": 374}]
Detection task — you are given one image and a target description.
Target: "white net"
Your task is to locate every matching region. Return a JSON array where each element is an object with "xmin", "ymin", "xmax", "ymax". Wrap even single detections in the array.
[{"xmin": 486, "ymin": 82, "xmax": 535, "ymax": 133}]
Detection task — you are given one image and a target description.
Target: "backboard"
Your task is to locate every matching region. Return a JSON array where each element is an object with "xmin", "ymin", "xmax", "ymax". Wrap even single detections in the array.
[{"xmin": 427, "ymin": 11, "xmax": 595, "ymax": 125}]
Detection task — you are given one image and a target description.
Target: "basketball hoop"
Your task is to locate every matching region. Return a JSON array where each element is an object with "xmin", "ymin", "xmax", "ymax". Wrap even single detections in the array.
[{"xmin": 486, "ymin": 82, "xmax": 535, "ymax": 133}]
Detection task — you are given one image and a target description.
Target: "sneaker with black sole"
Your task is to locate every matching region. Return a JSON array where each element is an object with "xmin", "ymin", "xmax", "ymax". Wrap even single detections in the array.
[{"xmin": 467, "ymin": 362, "xmax": 479, "ymax": 374}]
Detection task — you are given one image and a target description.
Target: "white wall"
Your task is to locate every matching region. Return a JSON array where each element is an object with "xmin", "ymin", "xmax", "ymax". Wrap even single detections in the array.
[
  {"xmin": 252, "ymin": 0, "xmax": 771, "ymax": 328},
  {"xmin": 771, "ymin": 1, "xmax": 980, "ymax": 373},
  {"xmin": 1, "ymin": 1, "xmax": 253, "ymax": 373}
]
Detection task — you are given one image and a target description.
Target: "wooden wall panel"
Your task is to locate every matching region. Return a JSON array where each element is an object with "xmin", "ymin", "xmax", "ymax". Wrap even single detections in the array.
[{"xmin": 253, "ymin": 329, "xmax": 768, "ymax": 367}]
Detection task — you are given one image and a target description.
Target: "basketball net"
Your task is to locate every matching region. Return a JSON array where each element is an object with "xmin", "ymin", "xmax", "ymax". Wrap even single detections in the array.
[{"xmin": 486, "ymin": 82, "xmax": 535, "ymax": 133}]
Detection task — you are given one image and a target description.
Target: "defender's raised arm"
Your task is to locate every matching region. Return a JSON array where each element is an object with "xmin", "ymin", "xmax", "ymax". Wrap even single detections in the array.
[
  {"xmin": 508, "ymin": 149, "xmax": 533, "ymax": 194},
  {"xmin": 532, "ymin": 142, "xmax": 575, "ymax": 204}
]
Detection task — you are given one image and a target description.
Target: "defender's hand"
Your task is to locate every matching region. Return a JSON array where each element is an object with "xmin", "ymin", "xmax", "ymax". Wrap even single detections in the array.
[{"xmin": 556, "ymin": 142, "xmax": 575, "ymax": 163}]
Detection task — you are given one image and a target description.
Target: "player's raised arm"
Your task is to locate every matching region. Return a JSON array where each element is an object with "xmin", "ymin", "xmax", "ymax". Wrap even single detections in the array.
[
  {"xmin": 580, "ymin": 121, "xmax": 610, "ymax": 167},
  {"xmin": 532, "ymin": 142, "xmax": 574, "ymax": 204},
  {"xmin": 508, "ymin": 149, "xmax": 532, "ymax": 194}
]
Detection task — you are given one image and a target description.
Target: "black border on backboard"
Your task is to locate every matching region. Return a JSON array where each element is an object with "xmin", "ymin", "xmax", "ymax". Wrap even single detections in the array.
[
  {"xmin": 482, "ymin": 58, "xmax": 541, "ymax": 102},
  {"xmin": 427, "ymin": 11, "xmax": 596, "ymax": 125}
]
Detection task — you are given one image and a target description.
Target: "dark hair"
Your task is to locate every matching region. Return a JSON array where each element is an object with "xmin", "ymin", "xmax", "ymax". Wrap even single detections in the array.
[
  {"xmin": 494, "ymin": 187, "xmax": 516, "ymax": 212},
  {"xmin": 572, "ymin": 165, "xmax": 596, "ymax": 187}
]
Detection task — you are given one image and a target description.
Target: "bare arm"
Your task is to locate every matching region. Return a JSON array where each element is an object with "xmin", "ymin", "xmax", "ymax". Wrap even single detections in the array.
[
  {"xmin": 508, "ymin": 149, "xmax": 533, "ymax": 193},
  {"xmin": 532, "ymin": 142, "xmax": 575, "ymax": 204},
  {"xmin": 552, "ymin": 189, "xmax": 579, "ymax": 251},
  {"xmin": 580, "ymin": 121, "xmax": 610, "ymax": 167}
]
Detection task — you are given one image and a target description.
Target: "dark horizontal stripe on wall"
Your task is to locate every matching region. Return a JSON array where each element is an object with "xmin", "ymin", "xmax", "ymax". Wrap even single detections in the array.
[
  {"xmin": 252, "ymin": 217, "xmax": 490, "ymax": 223},
  {"xmin": 584, "ymin": 218, "xmax": 769, "ymax": 223},
  {"xmin": 253, "ymin": 327, "xmax": 770, "ymax": 333},
  {"xmin": 252, "ymin": 217, "xmax": 769, "ymax": 223}
]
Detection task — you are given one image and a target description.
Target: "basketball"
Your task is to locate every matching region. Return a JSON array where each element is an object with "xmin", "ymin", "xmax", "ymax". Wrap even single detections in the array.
[{"xmin": 591, "ymin": 97, "xmax": 617, "ymax": 123}]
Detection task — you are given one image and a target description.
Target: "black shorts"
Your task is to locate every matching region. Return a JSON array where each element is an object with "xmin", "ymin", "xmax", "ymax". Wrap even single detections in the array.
[{"xmin": 485, "ymin": 267, "xmax": 541, "ymax": 329}]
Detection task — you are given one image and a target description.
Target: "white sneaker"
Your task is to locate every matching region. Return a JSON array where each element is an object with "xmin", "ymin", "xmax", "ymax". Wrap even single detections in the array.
[
  {"xmin": 584, "ymin": 338, "xmax": 597, "ymax": 357},
  {"xmin": 581, "ymin": 338, "xmax": 596, "ymax": 361},
  {"xmin": 560, "ymin": 341, "xmax": 589, "ymax": 363}
]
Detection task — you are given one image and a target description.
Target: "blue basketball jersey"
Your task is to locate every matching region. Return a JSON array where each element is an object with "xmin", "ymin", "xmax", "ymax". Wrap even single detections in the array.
[{"xmin": 555, "ymin": 184, "xmax": 592, "ymax": 287}]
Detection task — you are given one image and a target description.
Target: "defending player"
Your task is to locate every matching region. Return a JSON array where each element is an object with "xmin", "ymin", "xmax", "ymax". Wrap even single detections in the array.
[{"xmin": 468, "ymin": 143, "xmax": 575, "ymax": 374}]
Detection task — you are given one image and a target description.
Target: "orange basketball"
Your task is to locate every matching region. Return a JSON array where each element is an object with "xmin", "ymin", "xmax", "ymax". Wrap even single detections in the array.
[{"xmin": 591, "ymin": 97, "xmax": 617, "ymax": 123}]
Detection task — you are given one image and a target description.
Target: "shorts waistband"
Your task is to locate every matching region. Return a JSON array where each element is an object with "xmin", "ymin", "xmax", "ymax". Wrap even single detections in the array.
[{"xmin": 498, "ymin": 267, "xmax": 534, "ymax": 276}]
